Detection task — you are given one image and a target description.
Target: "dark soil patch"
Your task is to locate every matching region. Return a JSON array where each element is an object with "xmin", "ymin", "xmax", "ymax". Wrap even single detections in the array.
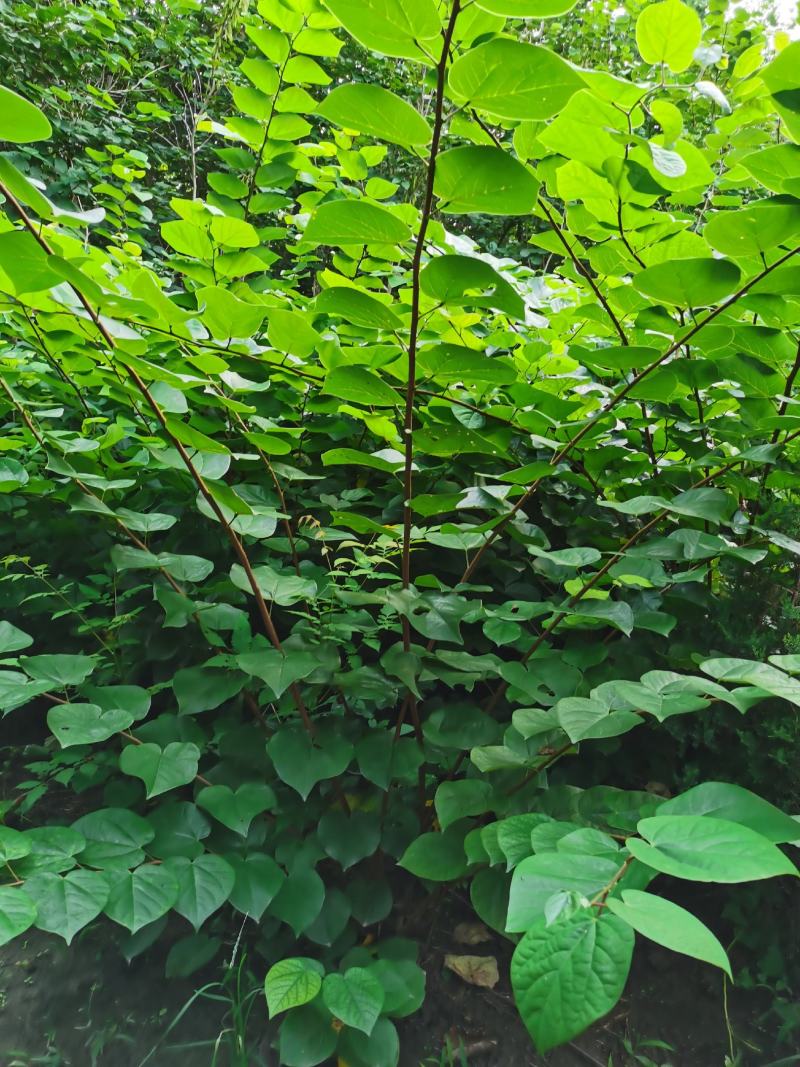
[{"xmin": 0, "ymin": 886, "xmax": 792, "ymax": 1067}]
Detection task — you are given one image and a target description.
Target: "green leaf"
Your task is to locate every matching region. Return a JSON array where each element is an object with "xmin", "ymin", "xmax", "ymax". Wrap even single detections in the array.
[
  {"xmin": 0, "ymin": 887, "xmax": 37, "ymax": 947},
  {"xmin": 628, "ymin": 815, "xmax": 798, "ymax": 882},
  {"xmin": 119, "ymin": 742, "xmax": 200, "ymax": 798},
  {"xmin": 322, "ymin": 0, "xmax": 441, "ymax": 61},
  {"xmin": 420, "ymin": 255, "xmax": 524, "ymax": 318},
  {"xmin": 323, "ymin": 366, "xmax": 400, "ymax": 408},
  {"xmin": 268, "ymin": 308, "xmax": 322, "ymax": 358},
  {"xmin": 338, "ymin": 1018, "xmax": 400, "ymax": 1067},
  {"xmin": 15, "ymin": 827, "xmax": 85, "ymax": 876},
  {"xmin": 0, "ymin": 85, "xmax": 52, "ymax": 142},
  {"xmin": 633, "ymin": 257, "xmax": 741, "ymax": 306},
  {"xmin": 269, "ymin": 866, "xmax": 325, "ymax": 936},
  {"xmin": 417, "ymin": 343, "xmax": 517, "ymax": 384},
  {"xmin": 322, "ymin": 967, "xmax": 384, "ymax": 1035},
  {"xmin": 607, "ymin": 890, "xmax": 731, "ymax": 976},
  {"xmin": 704, "ymin": 200, "xmax": 800, "ymax": 258},
  {"xmin": 434, "ymin": 146, "xmax": 539, "ymax": 215},
  {"xmin": 237, "ymin": 648, "xmax": 319, "ymax": 700},
  {"xmin": 398, "ymin": 826, "xmax": 469, "ymax": 881},
  {"xmin": 318, "ymin": 810, "xmax": 381, "ymax": 869},
  {"xmin": 104, "ymin": 865, "xmax": 180, "ymax": 933},
  {"xmin": 0, "ymin": 620, "xmax": 33, "ymax": 654},
  {"xmin": 511, "ymin": 911, "xmax": 634, "ymax": 1053},
  {"xmin": 161, "ymin": 220, "xmax": 213, "ymax": 259},
  {"xmin": 448, "ymin": 39, "xmax": 584, "ymax": 120},
  {"xmin": 507, "ymin": 854, "xmax": 621, "ymax": 932},
  {"xmin": 72, "ymin": 808, "xmax": 154, "ymax": 868},
  {"xmin": 434, "ymin": 780, "xmax": 493, "ymax": 831},
  {"xmin": 196, "ymin": 783, "xmax": 276, "ymax": 836},
  {"xmin": 303, "ymin": 200, "xmax": 410, "ymax": 247},
  {"xmin": 25, "ymin": 869, "xmax": 110, "ymax": 945},
  {"xmin": 700, "ymin": 657, "xmax": 800, "ymax": 706},
  {"xmin": 21, "ymin": 654, "xmax": 95, "ymax": 687},
  {"xmin": 48, "ymin": 703, "xmax": 133, "ymax": 748},
  {"xmin": 555, "ymin": 697, "xmax": 641, "ymax": 743},
  {"xmin": 171, "ymin": 854, "xmax": 236, "ymax": 930},
  {"xmin": 0, "ymin": 827, "xmax": 31, "ymax": 863},
  {"xmin": 265, "ymin": 957, "xmax": 324, "ymax": 1018},
  {"xmin": 476, "ymin": 0, "xmax": 578, "ymax": 12},
  {"xmin": 173, "ymin": 666, "xmax": 246, "ymax": 715},
  {"xmin": 232, "ymin": 564, "xmax": 317, "ymax": 607},
  {"xmin": 278, "ymin": 1000, "xmax": 337, "ymax": 1067},
  {"xmin": 227, "ymin": 853, "xmax": 285, "ymax": 920},
  {"xmin": 268, "ymin": 727, "xmax": 353, "ymax": 799},
  {"xmin": 636, "ymin": 0, "xmax": 701, "ymax": 73},
  {"xmin": 659, "ymin": 783, "xmax": 800, "ymax": 843},
  {"xmin": 316, "ymin": 286, "xmax": 402, "ymax": 331},
  {"xmin": 318, "ymin": 84, "xmax": 430, "ymax": 145}
]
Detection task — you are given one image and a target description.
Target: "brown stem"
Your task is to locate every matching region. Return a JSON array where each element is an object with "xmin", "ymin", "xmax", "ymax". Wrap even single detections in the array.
[{"xmin": 401, "ymin": 0, "xmax": 462, "ymax": 607}]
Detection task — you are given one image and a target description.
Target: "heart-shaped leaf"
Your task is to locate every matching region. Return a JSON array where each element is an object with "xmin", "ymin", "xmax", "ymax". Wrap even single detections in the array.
[
  {"xmin": 322, "ymin": 967, "xmax": 384, "ymax": 1035},
  {"xmin": 25, "ymin": 869, "xmax": 110, "ymax": 944},
  {"xmin": 196, "ymin": 783, "xmax": 276, "ymax": 836},
  {"xmin": 268, "ymin": 727, "xmax": 353, "ymax": 800},
  {"xmin": 104, "ymin": 865, "xmax": 179, "ymax": 933},
  {"xmin": 169, "ymin": 854, "xmax": 236, "ymax": 930},
  {"xmin": 0, "ymin": 887, "xmax": 37, "ymax": 947},
  {"xmin": 265, "ymin": 956, "xmax": 324, "ymax": 1017},
  {"xmin": 119, "ymin": 742, "xmax": 200, "ymax": 798},
  {"xmin": 48, "ymin": 703, "xmax": 134, "ymax": 748}
]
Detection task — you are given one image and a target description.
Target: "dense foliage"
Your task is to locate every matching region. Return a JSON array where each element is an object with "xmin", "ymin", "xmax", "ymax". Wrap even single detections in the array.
[{"xmin": 1, "ymin": 0, "xmax": 800, "ymax": 1061}]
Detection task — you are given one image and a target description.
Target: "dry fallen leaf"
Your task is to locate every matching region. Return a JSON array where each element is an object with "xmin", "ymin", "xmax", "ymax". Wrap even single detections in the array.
[
  {"xmin": 454, "ymin": 921, "xmax": 492, "ymax": 945},
  {"xmin": 444, "ymin": 954, "xmax": 499, "ymax": 989}
]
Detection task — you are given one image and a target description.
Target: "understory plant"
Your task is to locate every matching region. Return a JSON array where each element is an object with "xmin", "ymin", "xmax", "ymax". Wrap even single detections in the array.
[{"xmin": 1, "ymin": 0, "xmax": 800, "ymax": 1061}]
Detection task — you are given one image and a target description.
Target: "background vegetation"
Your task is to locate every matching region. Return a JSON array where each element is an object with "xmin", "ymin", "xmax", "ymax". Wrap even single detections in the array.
[{"xmin": 1, "ymin": 0, "xmax": 800, "ymax": 1063}]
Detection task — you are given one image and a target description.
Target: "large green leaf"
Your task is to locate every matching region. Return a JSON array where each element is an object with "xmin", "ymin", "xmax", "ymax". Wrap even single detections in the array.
[
  {"xmin": 73, "ymin": 808, "xmax": 154, "ymax": 868},
  {"xmin": 628, "ymin": 815, "xmax": 798, "ymax": 882},
  {"xmin": 119, "ymin": 742, "xmax": 200, "ymax": 798},
  {"xmin": 269, "ymin": 866, "xmax": 325, "ymax": 936},
  {"xmin": 104, "ymin": 865, "xmax": 180, "ymax": 933},
  {"xmin": 318, "ymin": 84, "xmax": 430, "ymax": 145},
  {"xmin": 633, "ymin": 257, "xmax": 741, "ymax": 306},
  {"xmin": 0, "ymin": 84, "xmax": 52, "ymax": 142},
  {"xmin": 322, "ymin": 0, "xmax": 441, "ymax": 61},
  {"xmin": 704, "ymin": 200, "xmax": 800, "ymax": 258},
  {"xmin": 659, "ymin": 782, "xmax": 800, "ymax": 843},
  {"xmin": 511, "ymin": 911, "xmax": 634, "ymax": 1053},
  {"xmin": 303, "ymin": 200, "xmax": 410, "ymax": 247},
  {"xmin": 507, "ymin": 853, "xmax": 621, "ymax": 931},
  {"xmin": 0, "ymin": 620, "xmax": 33, "ymax": 654},
  {"xmin": 170, "ymin": 854, "xmax": 236, "ymax": 930},
  {"xmin": 323, "ymin": 366, "xmax": 400, "ymax": 407},
  {"xmin": 25, "ymin": 870, "xmax": 110, "ymax": 945},
  {"xmin": 0, "ymin": 887, "xmax": 37, "ymax": 947},
  {"xmin": 268, "ymin": 727, "xmax": 353, "ymax": 799},
  {"xmin": 434, "ymin": 146, "xmax": 539, "ymax": 215},
  {"xmin": 476, "ymin": 0, "xmax": 578, "ymax": 13},
  {"xmin": 420, "ymin": 255, "xmax": 524, "ymax": 317},
  {"xmin": 607, "ymin": 890, "xmax": 731, "ymax": 976},
  {"xmin": 48, "ymin": 703, "xmax": 133, "ymax": 748},
  {"xmin": 398, "ymin": 826, "xmax": 469, "ymax": 882},
  {"xmin": 227, "ymin": 854, "xmax": 285, "ymax": 920},
  {"xmin": 322, "ymin": 967, "xmax": 384, "ymax": 1035},
  {"xmin": 448, "ymin": 39, "xmax": 583, "ymax": 120},
  {"xmin": 636, "ymin": 0, "xmax": 701, "ymax": 73},
  {"xmin": 265, "ymin": 957, "xmax": 324, "ymax": 1017},
  {"xmin": 196, "ymin": 783, "xmax": 276, "ymax": 836},
  {"xmin": 316, "ymin": 286, "xmax": 403, "ymax": 330}
]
